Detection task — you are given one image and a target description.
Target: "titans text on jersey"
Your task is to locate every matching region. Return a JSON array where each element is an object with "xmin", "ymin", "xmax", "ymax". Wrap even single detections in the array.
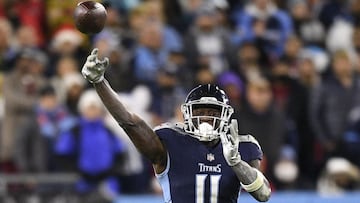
[
  {"xmin": 154, "ymin": 123, "xmax": 263, "ymax": 203},
  {"xmin": 198, "ymin": 163, "xmax": 222, "ymax": 173}
]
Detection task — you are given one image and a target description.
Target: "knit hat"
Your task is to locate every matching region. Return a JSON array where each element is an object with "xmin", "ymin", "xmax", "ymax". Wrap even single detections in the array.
[
  {"xmin": 217, "ymin": 71, "xmax": 244, "ymax": 92},
  {"xmin": 77, "ymin": 89, "xmax": 104, "ymax": 113}
]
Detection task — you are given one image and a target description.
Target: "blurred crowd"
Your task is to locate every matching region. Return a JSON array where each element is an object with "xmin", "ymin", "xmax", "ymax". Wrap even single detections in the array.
[{"xmin": 1, "ymin": 0, "xmax": 360, "ymax": 201}]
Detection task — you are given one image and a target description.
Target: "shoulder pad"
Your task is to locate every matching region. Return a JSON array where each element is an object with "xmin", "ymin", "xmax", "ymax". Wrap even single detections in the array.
[
  {"xmin": 153, "ymin": 122, "xmax": 185, "ymax": 133},
  {"xmin": 238, "ymin": 134, "xmax": 261, "ymax": 150}
]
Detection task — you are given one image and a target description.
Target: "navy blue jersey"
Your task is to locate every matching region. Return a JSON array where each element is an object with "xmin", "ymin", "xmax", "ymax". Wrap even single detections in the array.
[{"xmin": 154, "ymin": 123, "xmax": 263, "ymax": 203}]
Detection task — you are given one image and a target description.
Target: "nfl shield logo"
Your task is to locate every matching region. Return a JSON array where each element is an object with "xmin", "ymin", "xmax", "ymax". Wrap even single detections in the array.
[{"xmin": 207, "ymin": 153, "xmax": 215, "ymax": 162}]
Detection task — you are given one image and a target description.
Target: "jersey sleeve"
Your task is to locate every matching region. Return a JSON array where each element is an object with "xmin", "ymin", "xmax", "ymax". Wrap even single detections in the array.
[
  {"xmin": 238, "ymin": 134, "xmax": 263, "ymax": 163},
  {"xmin": 153, "ymin": 123, "xmax": 182, "ymax": 176},
  {"xmin": 153, "ymin": 122, "xmax": 181, "ymax": 141}
]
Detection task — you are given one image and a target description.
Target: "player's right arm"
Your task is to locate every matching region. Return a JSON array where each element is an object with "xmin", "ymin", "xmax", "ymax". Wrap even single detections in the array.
[
  {"xmin": 220, "ymin": 120, "xmax": 271, "ymax": 202},
  {"xmin": 81, "ymin": 49, "xmax": 167, "ymax": 174}
]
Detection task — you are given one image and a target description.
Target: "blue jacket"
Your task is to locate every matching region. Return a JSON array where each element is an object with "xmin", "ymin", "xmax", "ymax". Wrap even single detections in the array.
[
  {"xmin": 55, "ymin": 118, "xmax": 125, "ymax": 174},
  {"xmin": 232, "ymin": 6, "xmax": 293, "ymax": 57}
]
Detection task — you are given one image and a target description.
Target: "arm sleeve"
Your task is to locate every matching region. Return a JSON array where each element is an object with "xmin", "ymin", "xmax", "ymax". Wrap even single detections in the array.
[{"xmin": 239, "ymin": 142, "xmax": 263, "ymax": 163}]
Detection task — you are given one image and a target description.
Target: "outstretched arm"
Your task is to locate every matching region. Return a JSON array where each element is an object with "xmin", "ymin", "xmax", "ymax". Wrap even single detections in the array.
[
  {"xmin": 220, "ymin": 120, "xmax": 271, "ymax": 202},
  {"xmin": 82, "ymin": 49, "xmax": 167, "ymax": 173}
]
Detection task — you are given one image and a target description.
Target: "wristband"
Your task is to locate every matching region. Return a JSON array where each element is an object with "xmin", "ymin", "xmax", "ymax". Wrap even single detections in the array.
[{"xmin": 240, "ymin": 169, "xmax": 264, "ymax": 193}]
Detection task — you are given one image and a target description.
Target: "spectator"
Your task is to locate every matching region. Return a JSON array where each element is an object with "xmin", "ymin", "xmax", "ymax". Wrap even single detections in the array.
[
  {"xmin": 133, "ymin": 20, "xmax": 168, "ymax": 85},
  {"xmin": 287, "ymin": 0, "xmax": 325, "ymax": 47},
  {"xmin": 55, "ymin": 90, "xmax": 125, "ymax": 202},
  {"xmin": 309, "ymin": 50, "xmax": 360, "ymax": 163},
  {"xmin": 234, "ymin": 72, "xmax": 290, "ymax": 188},
  {"xmin": 48, "ymin": 27, "xmax": 86, "ymax": 77},
  {"xmin": 13, "ymin": 84, "xmax": 72, "ymax": 173},
  {"xmin": 141, "ymin": 0, "xmax": 183, "ymax": 52},
  {"xmin": 62, "ymin": 73, "xmax": 86, "ymax": 116},
  {"xmin": 235, "ymin": 41, "xmax": 265, "ymax": 80},
  {"xmin": 297, "ymin": 56, "xmax": 323, "ymax": 185},
  {"xmin": 184, "ymin": 4, "xmax": 236, "ymax": 76},
  {"xmin": 232, "ymin": 0, "xmax": 293, "ymax": 58},
  {"xmin": 299, "ymin": 46, "xmax": 330, "ymax": 74},
  {"xmin": 317, "ymin": 157, "xmax": 360, "ymax": 195},
  {"xmin": 298, "ymin": 57, "xmax": 321, "ymax": 88},
  {"xmin": 49, "ymin": 28, "xmax": 84, "ymax": 58},
  {"xmin": 35, "ymin": 85, "xmax": 75, "ymax": 171},
  {"xmin": 281, "ymin": 35, "xmax": 304, "ymax": 77},
  {"xmin": 271, "ymin": 59, "xmax": 308, "ymax": 116},
  {"xmin": 127, "ymin": 1, "xmax": 183, "ymax": 52},
  {"xmin": 15, "ymin": 25, "xmax": 39, "ymax": 50},
  {"xmin": 195, "ymin": 66, "xmax": 217, "ymax": 85},
  {"xmin": 271, "ymin": 59, "xmax": 315, "ymax": 188},
  {"xmin": 50, "ymin": 56, "xmax": 80, "ymax": 103},
  {"xmin": 2, "ymin": 48, "xmax": 47, "ymax": 166}
]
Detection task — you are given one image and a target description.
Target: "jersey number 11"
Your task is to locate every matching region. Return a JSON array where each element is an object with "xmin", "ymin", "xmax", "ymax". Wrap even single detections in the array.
[{"xmin": 196, "ymin": 174, "xmax": 221, "ymax": 203}]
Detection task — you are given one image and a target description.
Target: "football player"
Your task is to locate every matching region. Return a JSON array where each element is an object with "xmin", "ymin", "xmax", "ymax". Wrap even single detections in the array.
[{"xmin": 81, "ymin": 48, "xmax": 271, "ymax": 202}]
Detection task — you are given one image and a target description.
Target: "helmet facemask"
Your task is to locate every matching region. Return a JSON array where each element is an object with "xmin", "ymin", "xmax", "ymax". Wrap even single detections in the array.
[{"xmin": 181, "ymin": 97, "xmax": 234, "ymax": 141}]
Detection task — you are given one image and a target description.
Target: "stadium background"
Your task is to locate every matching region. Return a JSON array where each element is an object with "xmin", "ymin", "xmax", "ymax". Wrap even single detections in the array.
[{"xmin": 1, "ymin": 0, "xmax": 360, "ymax": 202}]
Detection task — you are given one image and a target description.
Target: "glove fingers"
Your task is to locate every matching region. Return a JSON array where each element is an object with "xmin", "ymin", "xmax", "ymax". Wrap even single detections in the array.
[
  {"xmin": 91, "ymin": 48, "xmax": 99, "ymax": 56},
  {"xmin": 229, "ymin": 119, "xmax": 238, "ymax": 136},
  {"xmin": 82, "ymin": 48, "xmax": 106, "ymax": 83},
  {"xmin": 226, "ymin": 135, "xmax": 234, "ymax": 145},
  {"xmin": 87, "ymin": 55, "xmax": 97, "ymax": 62},
  {"xmin": 220, "ymin": 133, "xmax": 229, "ymax": 145},
  {"xmin": 99, "ymin": 57, "xmax": 109, "ymax": 68},
  {"xmin": 85, "ymin": 61, "xmax": 96, "ymax": 69},
  {"xmin": 230, "ymin": 120, "xmax": 240, "ymax": 145}
]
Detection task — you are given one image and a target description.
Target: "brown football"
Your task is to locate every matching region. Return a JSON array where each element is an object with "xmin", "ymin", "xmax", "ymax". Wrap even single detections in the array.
[{"xmin": 74, "ymin": 1, "xmax": 107, "ymax": 34}]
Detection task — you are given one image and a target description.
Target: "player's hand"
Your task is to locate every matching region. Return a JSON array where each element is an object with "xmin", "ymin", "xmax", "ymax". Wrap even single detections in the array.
[
  {"xmin": 220, "ymin": 119, "xmax": 241, "ymax": 166},
  {"xmin": 81, "ymin": 48, "xmax": 109, "ymax": 83}
]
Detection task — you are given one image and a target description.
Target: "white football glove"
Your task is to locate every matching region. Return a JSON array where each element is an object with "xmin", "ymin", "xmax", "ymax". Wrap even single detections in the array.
[
  {"xmin": 81, "ymin": 48, "xmax": 109, "ymax": 83},
  {"xmin": 220, "ymin": 119, "xmax": 241, "ymax": 166}
]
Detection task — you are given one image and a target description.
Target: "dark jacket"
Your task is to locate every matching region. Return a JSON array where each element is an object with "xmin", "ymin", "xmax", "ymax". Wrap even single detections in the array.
[{"xmin": 309, "ymin": 74, "xmax": 360, "ymax": 145}]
